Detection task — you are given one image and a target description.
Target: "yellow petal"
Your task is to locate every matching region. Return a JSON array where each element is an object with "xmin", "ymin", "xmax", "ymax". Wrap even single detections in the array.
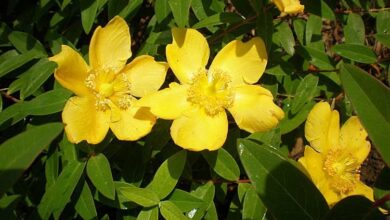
[
  {"xmin": 299, "ymin": 145, "xmax": 326, "ymax": 184},
  {"xmin": 121, "ymin": 55, "xmax": 168, "ymax": 97},
  {"xmin": 228, "ymin": 85, "xmax": 284, "ymax": 133},
  {"xmin": 321, "ymin": 183, "xmax": 341, "ymax": 206},
  {"xmin": 305, "ymin": 102, "xmax": 338, "ymax": 153},
  {"xmin": 328, "ymin": 110, "xmax": 340, "ymax": 149},
  {"xmin": 50, "ymin": 45, "xmax": 90, "ymax": 96},
  {"xmin": 62, "ymin": 96, "xmax": 110, "ymax": 144},
  {"xmin": 137, "ymin": 83, "xmax": 190, "ymax": 120},
  {"xmin": 110, "ymin": 105, "xmax": 156, "ymax": 141},
  {"xmin": 339, "ymin": 116, "xmax": 370, "ymax": 164},
  {"xmin": 273, "ymin": 0, "xmax": 304, "ymax": 16},
  {"xmin": 350, "ymin": 181, "xmax": 374, "ymax": 202},
  {"xmin": 89, "ymin": 16, "xmax": 131, "ymax": 70},
  {"xmin": 166, "ymin": 28, "xmax": 209, "ymax": 84},
  {"xmin": 209, "ymin": 37, "xmax": 267, "ymax": 86},
  {"xmin": 171, "ymin": 109, "xmax": 228, "ymax": 151}
]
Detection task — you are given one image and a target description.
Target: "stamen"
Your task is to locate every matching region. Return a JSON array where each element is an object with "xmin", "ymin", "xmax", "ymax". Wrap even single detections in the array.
[
  {"xmin": 323, "ymin": 148, "xmax": 360, "ymax": 194},
  {"xmin": 187, "ymin": 69, "xmax": 234, "ymax": 116}
]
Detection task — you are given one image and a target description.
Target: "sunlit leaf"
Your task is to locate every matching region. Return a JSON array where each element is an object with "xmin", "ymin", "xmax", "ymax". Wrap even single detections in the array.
[{"xmin": 87, "ymin": 153, "xmax": 115, "ymax": 200}]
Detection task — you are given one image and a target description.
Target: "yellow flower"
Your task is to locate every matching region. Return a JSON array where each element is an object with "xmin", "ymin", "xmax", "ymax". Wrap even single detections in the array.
[
  {"xmin": 50, "ymin": 16, "xmax": 168, "ymax": 144},
  {"xmin": 273, "ymin": 0, "xmax": 304, "ymax": 16},
  {"xmin": 298, "ymin": 102, "xmax": 373, "ymax": 206},
  {"xmin": 139, "ymin": 28, "xmax": 284, "ymax": 151}
]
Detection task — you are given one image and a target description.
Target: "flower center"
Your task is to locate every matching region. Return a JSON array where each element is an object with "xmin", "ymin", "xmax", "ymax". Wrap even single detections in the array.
[
  {"xmin": 187, "ymin": 69, "xmax": 234, "ymax": 116},
  {"xmin": 323, "ymin": 148, "xmax": 360, "ymax": 194},
  {"xmin": 85, "ymin": 68, "xmax": 133, "ymax": 111}
]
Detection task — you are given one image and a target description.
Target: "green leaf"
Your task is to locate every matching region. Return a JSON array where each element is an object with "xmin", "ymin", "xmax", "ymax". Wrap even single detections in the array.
[
  {"xmin": 374, "ymin": 167, "xmax": 390, "ymax": 210},
  {"xmin": 298, "ymin": 46, "xmax": 334, "ymax": 70},
  {"xmin": 201, "ymin": 148, "xmax": 240, "ymax": 181},
  {"xmin": 280, "ymin": 101, "xmax": 316, "ymax": 134},
  {"xmin": 376, "ymin": 10, "xmax": 390, "ymax": 35},
  {"xmin": 325, "ymin": 196, "xmax": 385, "ymax": 220},
  {"xmin": 79, "ymin": 0, "xmax": 98, "ymax": 34},
  {"xmin": 87, "ymin": 153, "xmax": 115, "ymax": 200},
  {"xmin": 344, "ymin": 13, "xmax": 365, "ymax": 45},
  {"xmin": 8, "ymin": 31, "xmax": 46, "ymax": 57},
  {"xmin": 305, "ymin": 15, "xmax": 322, "ymax": 45},
  {"xmin": 38, "ymin": 160, "xmax": 86, "ymax": 219},
  {"xmin": 118, "ymin": 184, "xmax": 160, "ymax": 207},
  {"xmin": 291, "ymin": 74, "xmax": 319, "ymax": 114},
  {"xmin": 20, "ymin": 59, "xmax": 57, "ymax": 99},
  {"xmin": 108, "ymin": 0, "xmax": 142, "ymax": 20},
  {"xmin": 256, "ymin": 11, "xmax": 273, "ymax": 53},
  {"xmin": 137, "ymin": 207, "xmax": 159, "ymax": 220},
  {"xmin": 0, "ymin": 195, "xmax": 21, "ymax": 219},
  {"xmin": 0, "ymin": 123, "xmax": 63, "ymax": 193},
  {"xmin": 155, "ymin": 0, "xmax": 171, "ymax": 23},
  {"xmin": 22, "ymin": 89, "xmax": 72, "ymax": 116},
  {"xmin": 0, "ymin": 51, "xmax": 39, "ymax": 78},
  {"xmin": 375, "ymin": 34, "xmax": 390, "ymax": 48},
  {"xmin": 45, "ymin": 146, "xmax": 59, "ymax": 189},
  {"xmin": 340, "ymin": 63, "xmax": 390, "ymax": 165},
  {"xmin": 273, "ymin": 21, "xmax": 295, "ymax": 55},
  {"xmin": 167, "ymin": 189, "xmax": 206, "ymax": 213},
  {"xmin": 190, "ymin": 182, "xmax": 215, "ymax": 220},
  {"xmin": 293, "ymin": 18, "xmax": 306, "ymax": 45},
  {"xmin": 160, "ymin": 201, "xmax": 188, "ymax": 220},
  {"xmin": 332, "ymin": 44, "xmax": 377, "ymax": 64},
  {"xmin": 168, "ymin": 0, "xmax": 191, "ymax": 28},
  {"xmin": 237, "ymin": 139, "xmax": 329, "ymax": 219},
  {"xmin": 147, "ymin": 150, "xmax": 187, "ymax": 199},
  {"xmin": 75, "ymin": 180, "xmax": 97, "ymax": 220},
  {"xmin": 242, "ymin": 186, "xmax": 267, "ymax": 220},
  {"xmin": 192, "ymin": 12, "xmax": 242, "ymax": 29}
]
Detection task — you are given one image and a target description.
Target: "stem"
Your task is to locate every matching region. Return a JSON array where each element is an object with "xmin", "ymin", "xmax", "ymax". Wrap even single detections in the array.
[{"xmin": 0, "ymin": 91, "xmax": 20, "ymax": 103}]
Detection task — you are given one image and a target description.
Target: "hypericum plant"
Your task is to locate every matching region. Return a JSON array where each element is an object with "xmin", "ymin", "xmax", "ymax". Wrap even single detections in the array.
[
  {"xmin": 139, "ymin": 28, "xmax": 284, "ymax": 151},
  {"xmin": 50, "ymin": 16, "xmax": 168, "ymax": 144},
  {"xmin": 299, "ymin": 102, "xmax": 373, "ymax": 205}
]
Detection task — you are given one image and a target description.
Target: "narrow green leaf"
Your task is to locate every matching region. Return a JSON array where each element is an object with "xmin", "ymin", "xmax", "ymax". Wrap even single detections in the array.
[
  {"xmin": 332, "ymin": 44, "xmax": 377, "ymax": 64},
  {"xmin": 160, "ymin": 201, "xmax": 188, "ymax": 220},
  {"xmin": 168, "ymin": 0, "xmax": 191, "ymax": 28},
  {"xmin": 0, "ymin": 195, "xmax": 21, "ymax": 219},
  {"xmin": 108, "ymin": 0, "xmax": 142, "ymax": 20},
  {"xmin": 376, "ymin": 10, "xmax": 390, "ymax": 35},
  {"xmin": 325, "ymin": 196, "xmax": 385, "ymax": 220},
  {"xmin": 167, "ymin": 189, "xmax": 206, "ymax": 212},
  {"xmin": 242, "ymin": 186, "xmax": 267, "ymax": 220},
  {"xmin": 79, "ymin": 0, "xmax": 98, "ymax": 34},
  {"xmin": 298, "ymin": 46, "xmax": 334, "ymax": 70},
  {"xmin": 202, "ymin": 148, "xmax": 240, "ymax": 181},
  {"xmin": 256, "ymin": 11, "xmax": 273, "ymax": 53},
  {"xmin": 0, "ymin": 51, "xmax": 38, "ymax": 78},
  {"xmin": 87, "ymin": 153, "xmax": 115, "ymax": 200},
  {"xmin": 38, "ymin": 160, "xmax": 86, "ymax": 219},
  {"xmin": 305, "ymin": 14, "xmax": 322, "ymax": 44},
  {"xmin": 75, "ymin": 180, "xmax": 97, "ymax": 220},
  {"xmin": 293, "ymin": 18, "xmax": 306, "ymax": 45},
  {"xmin": 118, "ymin": 184, "xmax": 160, "ymax": 207},
  {"xmin": 155, "ymin": 0, "xmax": 171, "ymax": 23},
  {"xmin": 21, "ymin": 89, "xmax": 72, "ymax": 116},
  {"xmin": 291, "ymin": 74, "xmax": 318, "ymax": 114},
  {"xmin": 137, "ymin": 207, "xmax": 159, "ymax": 220},
  {"xmin": 237, "ymin": 139, "xmax": 329, "ymax": 219},
  {"xmin": 273, "ymin": 21, "xmax": 295, "ymax": 55},
  {"xmin": 8, "ymin": 31, "xmax": 46, "ymax": 57},
  {"xmin": 0, "ymin": 123, "xmax": 63, "ymax": 193},
  {"xmin": 45, "ymin": 146, "xmax": 59, "ymax": 189},
  {"xmin": 340, "ymin": 63, "xmax": 390, "ymax": 165},
  {"xmin": 192, "ymin": 12, "xmax": 242, "ymax": 29},
  {"xmin": 280, "ymin": 101, "xmax": 316, "ymax": 134},
  {"xmin": 375, "ymin": 34, "xmax": 390, "ymax": 48},
  {"xmin": 20, "ymin": 59, "xmax": 57, "ymax": 99},
  {"xmin": 147, "ymin": 150, "xmax": 187, "ymax": 199},
  {"xmin": 344, "ymin": 13, "xmax": 365, "ymax": 45}
]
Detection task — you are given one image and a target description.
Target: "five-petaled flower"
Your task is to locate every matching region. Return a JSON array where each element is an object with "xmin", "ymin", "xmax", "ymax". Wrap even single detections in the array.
[
  {"xmin": 50, "ymin": 16, "xmax": 168, "ymax": 144},
  {"xmin": 139, "ymin": 28, "xmax": 284, "ymax": 151},
  {"xmin": 299, "ymin": 102, "xmax": 373, "ymax": 206},
  {"xmin": 273, "ymin": 0, "xmax": 304, "ymax": 16}
]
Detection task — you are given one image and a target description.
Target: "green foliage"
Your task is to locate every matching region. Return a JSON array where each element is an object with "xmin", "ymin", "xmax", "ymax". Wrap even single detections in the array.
[{"xmin": 0, "ymin": 0, "xmax": 389, "ymax": 219}]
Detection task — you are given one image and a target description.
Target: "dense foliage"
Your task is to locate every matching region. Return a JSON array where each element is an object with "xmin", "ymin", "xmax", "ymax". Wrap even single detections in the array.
[{"xmin": 0, "ymin": 0, "xmax": 389, "ymax": 219}]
